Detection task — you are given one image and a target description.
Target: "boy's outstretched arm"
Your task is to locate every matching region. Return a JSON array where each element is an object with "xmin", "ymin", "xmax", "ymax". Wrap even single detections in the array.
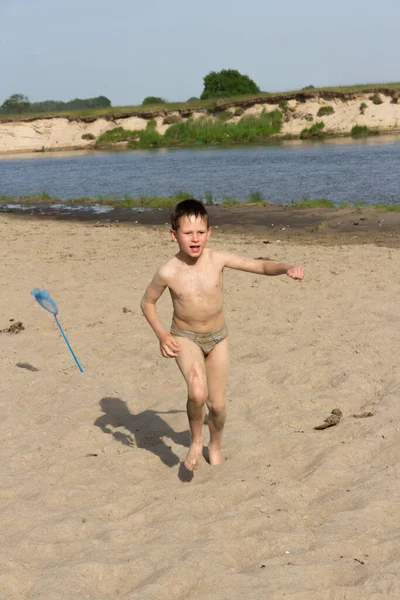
[
  {"xmin": 140, "ymin": 271, "xmax": 180, "ymax": 358},
  {"xmin": 219, "ymin": 251, "xmax": 304, "ymax": 279}
]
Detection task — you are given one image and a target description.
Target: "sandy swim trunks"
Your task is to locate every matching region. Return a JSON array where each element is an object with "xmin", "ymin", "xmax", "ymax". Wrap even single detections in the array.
[{"xmin": 170, "ymin": 322, "xmax": 228, "ymax": 356}]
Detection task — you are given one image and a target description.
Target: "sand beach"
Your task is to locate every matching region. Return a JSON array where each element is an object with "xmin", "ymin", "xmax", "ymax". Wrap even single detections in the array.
[{"xmin": 0, "ymin": 212, "xmax": 399, "ymax": 599}]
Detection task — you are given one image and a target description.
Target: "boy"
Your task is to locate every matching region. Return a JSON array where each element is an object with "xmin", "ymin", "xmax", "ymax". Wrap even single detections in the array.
[{"xmin": 141, "ymin": 199, "xmax": 304, "ymax": 472}]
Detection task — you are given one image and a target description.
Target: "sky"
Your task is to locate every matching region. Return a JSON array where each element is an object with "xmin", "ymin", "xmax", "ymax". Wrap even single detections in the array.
[{"xmin": 0, "ymin": 0, "xmax": 399, "ymax": 107}]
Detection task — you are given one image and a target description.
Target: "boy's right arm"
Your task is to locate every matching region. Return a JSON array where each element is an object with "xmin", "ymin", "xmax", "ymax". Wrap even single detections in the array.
[{"xmin": 140, "ymin": 270, "xmax": 180, "ymax": 358}]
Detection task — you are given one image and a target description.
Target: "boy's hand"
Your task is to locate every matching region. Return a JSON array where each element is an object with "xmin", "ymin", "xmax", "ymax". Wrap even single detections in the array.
[
  {"xmin": 159, "ymin": 333, "xmax": 180, "ymax": 358},
  {"xmin": 286, "ymin": 266, "xmax": 304, "ymax": 280}
]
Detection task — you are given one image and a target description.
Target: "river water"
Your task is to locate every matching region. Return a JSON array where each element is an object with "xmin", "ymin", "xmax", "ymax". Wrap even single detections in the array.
[{"xmin": 1, "ymin": 136, "xmax": 400, "ymax": 206}]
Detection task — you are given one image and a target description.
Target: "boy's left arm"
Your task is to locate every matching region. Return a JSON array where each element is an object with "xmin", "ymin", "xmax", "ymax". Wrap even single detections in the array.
[{"xmin": 218, "ymin": 251, "xmax": 304, "ymax": 280}]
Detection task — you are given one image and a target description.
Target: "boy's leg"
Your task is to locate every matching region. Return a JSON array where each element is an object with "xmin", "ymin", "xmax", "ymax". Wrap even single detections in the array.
[
  {"xmin": 174, "ymin": 337, "xmax": 208, "ymax": 471},
  {"xmin": 205, "ymin": 337, "xmax": 229, "ymax": 465}
]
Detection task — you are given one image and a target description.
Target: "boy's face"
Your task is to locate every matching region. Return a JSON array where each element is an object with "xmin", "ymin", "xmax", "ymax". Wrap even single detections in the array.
[{"xmin": 170, "ymin": 214, "xmax": 211, "ymax": 259}]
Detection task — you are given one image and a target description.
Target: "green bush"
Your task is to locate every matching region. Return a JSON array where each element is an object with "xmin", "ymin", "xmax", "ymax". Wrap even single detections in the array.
[
  {"xmin": 164, "ymin": 109, "xmax": 282, "ymax": 145},
  {"xmin": 128, "ymin": 128, "xmax": 163, "ymax": 148},
  {"xmin": 351, "ymin": 125, "xmax": 369, "ymax": 137},
  {"xmin": 234, "ymin": 107, "xmax": 244, "ymax": 116},
  {"xmin": 201, "ymin": 69, "xmax": 260, "ymax": 100},
  {"xmin": 370, "ymin": 93, "xmax": 383, "ymax": 105},
  {"xmin": 300, "ymin": 121, "xmax": 325, "ymax": 139},
  {"xmin": 279, "ymin": 100, "xmax": 289, "ymax": 110},
  {"xmin": 317, "ymin": 105, "xmax": 334, "ymax": 116},
  {"xmin": 142, "ymin": 96, "xmax": 166, "ymax": 106},
  {"xmin": 359, "ymin": 102, "xmax": 368, "ymax": 114},
  {"xmin": 96, "ymin": 127, "xmax": 138, "ymax": 144},
  {"xmin": 127, "ymin": 119, "xmax": 163, "ymax": 148},
  {"xmin": 351, "ymin": 125, "xmax": 378, "ymax": 137},
  {"xmin": 81, "ymin": 133, "xmax": 95, "ymax": 140},
  {"xmin": 94, "ymin": 108, "xmax": 283, "ymax": 149}
]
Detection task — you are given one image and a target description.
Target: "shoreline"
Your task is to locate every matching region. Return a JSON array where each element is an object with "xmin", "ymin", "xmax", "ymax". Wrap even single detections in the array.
[
  {"xmin": 1, "ymin": 129, "xmax": 400, "ymax": 158},
  {"xmin": 3, "ymin": 203, "xmax": 400, "ymax": 247},
  {"xmin": 1, "ymin": 127, "xmax": 400, "ymax": 157}
]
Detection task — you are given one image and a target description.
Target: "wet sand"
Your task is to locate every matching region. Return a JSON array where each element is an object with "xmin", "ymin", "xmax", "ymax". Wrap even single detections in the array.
[{"xmin": 4, "ymin": 203, "xmax": 400, "ymax": 246}]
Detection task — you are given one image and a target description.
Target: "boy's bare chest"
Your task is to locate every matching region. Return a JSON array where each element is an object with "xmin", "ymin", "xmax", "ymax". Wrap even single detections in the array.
[{"xmin": 170, "ymin": 269, "xmax": 223, "ymax": 299}]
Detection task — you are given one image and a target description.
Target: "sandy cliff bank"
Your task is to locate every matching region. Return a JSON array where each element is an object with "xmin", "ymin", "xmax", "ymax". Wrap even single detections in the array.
[{"xmin": 1, "ymin": 91, "xmax": 400, "ymax": 154}]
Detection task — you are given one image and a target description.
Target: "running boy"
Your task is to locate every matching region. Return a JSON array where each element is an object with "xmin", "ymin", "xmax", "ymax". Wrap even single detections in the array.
[{"xmin": 141, "ymin": 199, "xmax": 304, "ymax": 471}]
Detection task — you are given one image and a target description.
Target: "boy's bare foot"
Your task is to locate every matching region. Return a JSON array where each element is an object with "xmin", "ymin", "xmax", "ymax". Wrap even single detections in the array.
[
  {"xmin": 184, "ymin": 441, "xmax": 203, "ymax": 471},
  {"xmin": 208, "ymin": 442, "xmax": 223, "ymax": 466}
]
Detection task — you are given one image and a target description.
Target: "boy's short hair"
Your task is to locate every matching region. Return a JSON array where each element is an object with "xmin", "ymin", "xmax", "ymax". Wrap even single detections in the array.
[{"xmin": 171, "ymin": 199, "xmax": 210, "ymax": 230}]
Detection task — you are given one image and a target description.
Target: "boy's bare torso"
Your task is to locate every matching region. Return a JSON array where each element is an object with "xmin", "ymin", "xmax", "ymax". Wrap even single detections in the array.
[{"xmin": 161, "ymin": 248, "xmax": 225, "ymax": 332}]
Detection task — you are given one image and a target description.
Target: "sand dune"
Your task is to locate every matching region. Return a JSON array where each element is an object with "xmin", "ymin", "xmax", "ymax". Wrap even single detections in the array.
[{"xmin": 0, "ymin": 215, "xmax": 399, "ymax": 599}]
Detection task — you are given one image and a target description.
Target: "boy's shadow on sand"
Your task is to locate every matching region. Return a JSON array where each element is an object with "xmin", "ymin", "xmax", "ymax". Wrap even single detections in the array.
[{"xmin": 95, "ymin": 397, "xmax": 193, "ymax": 479}]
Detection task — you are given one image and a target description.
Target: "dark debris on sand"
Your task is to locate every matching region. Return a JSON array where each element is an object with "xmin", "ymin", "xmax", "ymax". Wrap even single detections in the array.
[
  {"xmin": 0, "ymin": 320, "xmax": 24, "ymax": 334},
  {"xmin": 314, "ymin": 408, "xmax": 343, "ymax": 430}
]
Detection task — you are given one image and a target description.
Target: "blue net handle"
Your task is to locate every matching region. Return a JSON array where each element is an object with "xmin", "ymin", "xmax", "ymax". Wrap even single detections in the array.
[
  {"xmin": 31, "ymin": 287, "xmax": 83, "ymax": 372},
  {"xmin": 31, "ymin": 288, "xmax": 59, "ymax": 315}
]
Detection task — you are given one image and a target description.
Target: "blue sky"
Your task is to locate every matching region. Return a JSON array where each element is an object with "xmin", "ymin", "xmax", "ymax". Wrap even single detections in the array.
[{"xmin": 0, "ymin": 0, "xmax": 399, "ymax": 106}]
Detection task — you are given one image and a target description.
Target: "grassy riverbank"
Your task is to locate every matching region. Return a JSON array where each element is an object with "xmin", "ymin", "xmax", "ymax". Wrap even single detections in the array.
[{"xmin": 1, "ymin": 82, "xmax": 400, "ymax": 122}]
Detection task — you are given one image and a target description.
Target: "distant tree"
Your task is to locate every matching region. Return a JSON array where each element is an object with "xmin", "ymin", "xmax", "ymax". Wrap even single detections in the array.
[
  {"xmin": 1, "ymin": 93, "xmax": 31, "ymax": 114},
  {"xmin": 0, "ymin": 94, "xmax": 111, "ymax": 115},
  {"xmin": 31, "ymin": 100, "xmax": 65, "ymax": 112},
  {"xmin": 187, "ymin": 96, "xmax": 199, "ymax": 102},
  {"xmin": 142, "ymin": 96, "xmax": 166, "ymax": 105},
  {"xmin": 89, "ymin": 95, "xmax": 111, "ymax": 108},
  {"xmin": 302, "ymin": 85, "xmax": 315, "ymax": 90},
  {"xmin": 200, "ymin": 69, "xmax": 260, "ymax": 100},
  {"xmin": 30, "ymin": 96, "xmax": 112, "ymax": 113},
  {"xmin": 66, "ymin": 98, "xmax": 91, "ymax": 110}
]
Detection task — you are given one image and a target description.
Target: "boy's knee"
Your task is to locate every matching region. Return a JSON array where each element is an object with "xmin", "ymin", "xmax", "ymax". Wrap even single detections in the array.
[
  {"xmin": 208, "ymin": 400, "xmax": 226, "ymax": 415},
  {"xmin": 188, "ymin": 383, "xmax": 208, "ymax": 406}
]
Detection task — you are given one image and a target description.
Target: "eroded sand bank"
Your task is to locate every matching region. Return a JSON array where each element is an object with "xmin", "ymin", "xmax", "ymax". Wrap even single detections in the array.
[{"xmin": 1, "ymin": 92, "xmax": 400, "ymax": 154}]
